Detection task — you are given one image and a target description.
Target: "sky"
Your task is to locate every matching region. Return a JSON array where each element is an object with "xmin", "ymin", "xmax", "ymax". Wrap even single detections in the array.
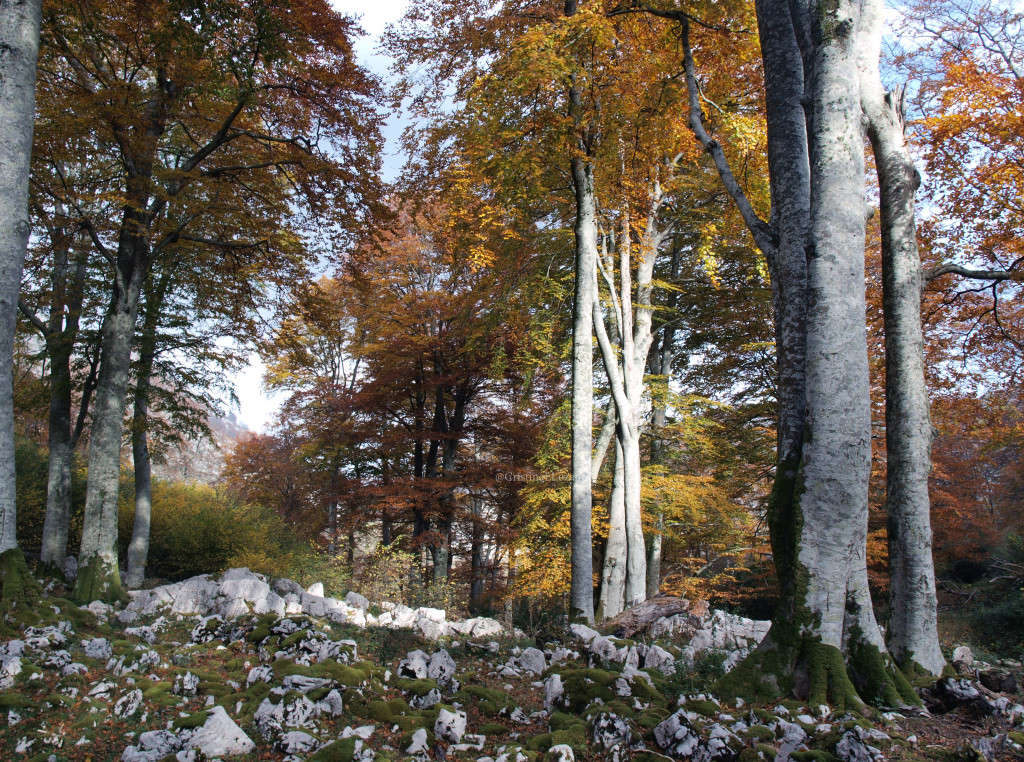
[{"xmin": 227, "ymin": 0, "xmax": 411, "ymax": 433}]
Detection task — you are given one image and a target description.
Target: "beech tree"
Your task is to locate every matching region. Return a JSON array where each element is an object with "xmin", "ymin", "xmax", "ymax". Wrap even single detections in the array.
[{"xmin": 0, "ymin": 0, "xmax": 43, "ymax": 558}]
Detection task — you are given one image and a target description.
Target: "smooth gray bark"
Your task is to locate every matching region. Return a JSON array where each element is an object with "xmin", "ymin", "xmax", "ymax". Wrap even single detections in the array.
[
  {"xmin": 0, "ymin": 0, "xmax": 42, "ymax": 551},
  {"xmin": 856, "ymin": 0, "xmax": 944, "ymax": 677},
  {"xmin": 798, "ymin": 0, "xmax": 882, "ymax": 652},
  {"xmin": 126, "ymin": 275, "xmax": 167, "ymax": 589},
  {"xmin": 28, "ymin": 229, "xmax": 94, "ymax": 565},
  {"xmin": 566, "ymin": 0, "xmax": 597, "ymax": 624},
  {"xmin": 597, "ymin": 439, "xmax": 627, "ymax": 619}
]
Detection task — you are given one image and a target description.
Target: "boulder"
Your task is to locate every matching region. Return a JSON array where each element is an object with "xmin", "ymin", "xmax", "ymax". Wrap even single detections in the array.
[
  {"xmin": 183, "ymin": 706, "xmax": 256, "ymax": 757},
  {"xmin": 345, "ymin": 591, "xmax": 370, "ymax": 610},
  {"xmin": 434, "ymin": 707, "xmax": 468, "ymax": 743},
  {"xmin": 546, "ymin": 744, "xmax": 575, "ymax": 761},
  {"xmin": 407, "ymin": 727, "xmax": 430, "ymax": 754},
  {"xmin": 516, "ymin": 647, "xmax": 547, "ymax": 676},
  {"xmin": 113, "ymin": 689, "xmax": 143, "ymax": 719},
  {"xmin": 544, "ymin": 673, "xmax": 565, "ymax": 712},
  {"xmin": 276, "ymin": 730, "xmax": 321, "ymax": 755}
]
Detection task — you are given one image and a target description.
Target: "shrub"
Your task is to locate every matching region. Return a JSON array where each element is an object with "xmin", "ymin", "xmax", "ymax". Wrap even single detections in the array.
[
  {"xmin": 14, "ymin": 438, "xmax": 87, "ymax": 557},
  {"xmin": 118, "ymin": 480, "xmax": 312, "ymax": 582}
]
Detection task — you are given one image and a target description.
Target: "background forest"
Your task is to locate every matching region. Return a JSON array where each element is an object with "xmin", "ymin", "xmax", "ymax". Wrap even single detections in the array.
[{"xmin": 4, "ymin": 0, "xmax": 1024, "ymax": 670}]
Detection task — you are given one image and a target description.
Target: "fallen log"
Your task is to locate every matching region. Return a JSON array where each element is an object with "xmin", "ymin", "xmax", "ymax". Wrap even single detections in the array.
[{"xmin": 604, "ymin": 596, "xmax": 703, "ymax": 638}]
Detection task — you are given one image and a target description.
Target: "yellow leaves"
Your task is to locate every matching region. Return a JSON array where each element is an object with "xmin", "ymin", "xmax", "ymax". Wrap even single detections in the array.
[{"xmin": 697, "ymin": 222, "xmax": 722, "ymax": 287}]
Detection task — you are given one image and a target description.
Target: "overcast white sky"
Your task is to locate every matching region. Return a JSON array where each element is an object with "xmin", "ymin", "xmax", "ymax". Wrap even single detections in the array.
[{"xmin": 228, "ymin": 0, "xmax": 411, "ymax": 433}]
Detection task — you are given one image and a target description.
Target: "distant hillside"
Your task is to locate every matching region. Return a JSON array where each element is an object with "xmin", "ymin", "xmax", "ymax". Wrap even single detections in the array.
[{"xmin": 153, "ymin": 412, "xmax": 249, "ymax": 485}]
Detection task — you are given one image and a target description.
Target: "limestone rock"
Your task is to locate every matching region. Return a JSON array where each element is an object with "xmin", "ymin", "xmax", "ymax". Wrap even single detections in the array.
[
  {"xmin": 546, "ymin": 744, "xmax": 575, "ymax": 761},
  {"xmin": 434, "ymin": 707, "xmax": 468, "ymax": 743},
  {"xmin": 516, "ymin": 647, "xmax": 547, "ymax": 676},
  {"xmin": 407, "ymin": 727, "xmax": 430, "ymax": 754},
  {"xmin": 345, "ymin": 591, "xmax": 370, "ymax": 610},
  {"xmin": 276, "ymin": 730, "xmax": 321, "ymax": 755},
  {"xmin": 399, "ymin": 650, "xmax": 430, "ymax": 679},
  {"xmin": 83, "ymin": 637, "xmax": 112, "ymax": 660},
  {"xmin": 183, "ymin": 705, "xmax": 256, "ymax": 757},
  {"xmin": 114, "ymin": 689, "xmax": 143, "ymax": 719},
  {"xmin": 544, "ymin": 673, "xmax": 565, "ymax": 712}
]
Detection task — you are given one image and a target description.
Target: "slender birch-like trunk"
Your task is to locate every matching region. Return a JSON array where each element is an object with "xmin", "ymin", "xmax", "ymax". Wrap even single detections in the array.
[
  {"xmin": 856, "ymin": 0, "xmax": 944, "ymax": 677},
  {"xmin": 597, "ymin": 440, "xmax": 627, "ymax": 618},
  {"xmin": 0, "ymin": 0, "xmax": 43, "ymax": 552}
]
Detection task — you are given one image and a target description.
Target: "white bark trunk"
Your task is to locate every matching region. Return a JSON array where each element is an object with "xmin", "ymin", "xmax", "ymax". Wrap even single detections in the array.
[
  {"xmin": 0, "ymin": 0, "xmax": 42, "ymax": 551},
  {"xmin": 856, "ymin": 0, "xmax": 944, "ymax": 677},
  {"xmin": 798, "ymin": 0, "xmax": 873, "ymax": 650},
  {"xmin": 569, "ymin": 150, "xmax": 597, "ymax": 623},
  {"xmin": 598, "ymin": 440, "xmax": 627, "ymax": 619}
]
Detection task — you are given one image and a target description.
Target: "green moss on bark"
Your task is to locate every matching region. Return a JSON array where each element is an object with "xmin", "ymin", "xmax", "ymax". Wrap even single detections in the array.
[
  {"xmin": 72, "ymin": 554, "xmax": 128, "ymax": 605},
  {"xmin": 846, "ymin": 632, "xmax": 920, "ymax": 707}
]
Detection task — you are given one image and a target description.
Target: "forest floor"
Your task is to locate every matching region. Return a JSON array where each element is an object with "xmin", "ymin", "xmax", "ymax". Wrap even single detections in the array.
[{"xmin": 0, "ymin": 569, "xmax": 1022, "ymax": 762}]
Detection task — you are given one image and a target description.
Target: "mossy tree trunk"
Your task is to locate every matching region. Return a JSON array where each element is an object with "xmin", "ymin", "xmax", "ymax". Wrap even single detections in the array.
[{"xmin": 718, "ymin": 0, "xmax": 922, "ymax": 708}]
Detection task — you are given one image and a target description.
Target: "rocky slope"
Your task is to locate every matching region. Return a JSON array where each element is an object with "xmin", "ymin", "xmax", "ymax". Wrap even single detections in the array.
[{"xmin": 1, "ymin": 568, "xmax": 1022, "ymax": 762}]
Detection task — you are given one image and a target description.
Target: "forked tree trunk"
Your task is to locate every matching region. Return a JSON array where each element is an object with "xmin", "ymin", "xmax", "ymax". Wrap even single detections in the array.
[
  {"xmin": 38, "ymin": 240, "xmax": 93, "ymax": 568},
  {"xmin": 856, "ymin": 0, "xmax": 944, "ymax": 678},
  {"xmin": 0, "ymin": 0, "xmax": 43, "ymax": 553}
]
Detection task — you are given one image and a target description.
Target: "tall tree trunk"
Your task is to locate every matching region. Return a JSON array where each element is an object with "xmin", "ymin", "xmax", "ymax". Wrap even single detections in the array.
[
  {"xmin": 566, "ymin": 0, "xmax": 597, "ymax": 625},
  {"xmin": 569, "ymin": 150, "xmax": 598, "ymax": 624},
  {"xmin": 126, "ymin": 277, "xmax": 165, "ymax": 589},
  {"xmin": 470, "ymin": 499, "xmax": 484, "ymax": 611},
  {"xmin": 38, "ymin": 237, "xmax": 93, "ymax": 568},
  {"xmin": 0, "ymin": 0, "xmax": 43, "ymax": 553},
  {"xmin": 597, "ymin": 439, "xmax": 627, "ymax": 619},
  {"xmin": 75, "ymin": 227, "xmax": 149, "ymax": 603},
  {"xmin": 856, "ymin": 0, "xmax": 944, "ymax": 678},
  {"xmin": 720, "ymin": 0, "xmax": 917, "ymax": 708}
]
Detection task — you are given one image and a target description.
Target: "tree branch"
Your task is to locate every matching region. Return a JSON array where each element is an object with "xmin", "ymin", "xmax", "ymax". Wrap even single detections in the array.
[
  {"xmin": 925, "ymin": 262, "xmax": 1020, "ymax": 283},
  {"xmin": 18, "ymin": 299, "xmax": 52, "ymax": 337},
  {"xmin": 678, "ymin": 19, "xmax": 775, "ymax": 254}
]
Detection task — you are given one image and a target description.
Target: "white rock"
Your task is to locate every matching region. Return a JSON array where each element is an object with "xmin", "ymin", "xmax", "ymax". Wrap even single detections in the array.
[
  {"xmin": 183, "ymin": 706, "xmax": 256, "ymax": 757},
  {"xmin": 544, "ymin": 674, "xmax": 564, "ymax": 712},
  {"xmin": 547, "ymin": 744, "xmax": 575, "ymax": 761},
  {"xmin": 516, "ymin": 647, "xmax": 547, "ymax": 675},
  {"xmin": 434, "ymin": 708, "xmax": 468, "ymax": 743},
  {"xmin": 276, "ymin": 730, "xmax": 321, "ymax": 754},
  {"xmin": 345, "ymin": 591, "xmax": 370, "ymax": 609},
  {"xmin": 114, "ymin": 689, "xmax": 143, "ymax": 719},
  {"xmin": 407, "ymin": 727, "xmax": 430, "ymax": 754},
  {"xmin": 428, "ymin": 649, "xmax": 458, "ymax": 687},
  {"xmin": 83, "ymin": 638, "xmax": 113, "ymax": 660},
  {"xmin": 952, "ymin": 645, "xmax": 974, "ymax": 669},
  {"xmin": 569, "ymin": 623, "xmax": 600, "ymax": 643},
  {"xmin": 399, "ymin": 650, "xmax": 430, "ymax": 679},
  {"xmin": 306, "ymin": 582, "xmax": 325, "ymax": 596}
]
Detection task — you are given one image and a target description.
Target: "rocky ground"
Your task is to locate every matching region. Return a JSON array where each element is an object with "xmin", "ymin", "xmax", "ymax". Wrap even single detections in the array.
[{"xmin": 1, "ymin": 568, "xmax": 1023, "ymax": 762}]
